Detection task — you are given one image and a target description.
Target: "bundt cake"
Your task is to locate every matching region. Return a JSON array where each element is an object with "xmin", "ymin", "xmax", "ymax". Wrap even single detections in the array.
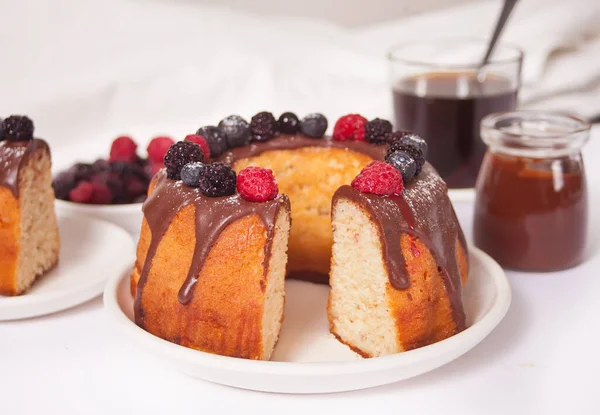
[
  {"xmin": 0, "ymin": 115, "xmax": 60, "ymax": 296},
  {"xmin": 132, "ymin": 145, "xmax": 291, "ymax": 360},
  {"xmin": 130, "ymin": 111, "xmax": 468, "ymax": 359},
  {"xmin": 328, "ymin": 162, "xmax": 468, "ymax": 357}
]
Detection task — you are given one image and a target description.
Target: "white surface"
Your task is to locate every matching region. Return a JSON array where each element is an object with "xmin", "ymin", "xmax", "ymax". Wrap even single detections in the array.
[
  {"xmin": 0, "ymin": 213, "xmax": 134, "ymax": 320},
  {"xmin": 103, "ymin": 247, "xmax": 509, "ymax": 393}
]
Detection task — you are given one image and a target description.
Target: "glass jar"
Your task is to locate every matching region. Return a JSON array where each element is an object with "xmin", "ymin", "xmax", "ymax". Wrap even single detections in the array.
[{"xmin": 474, "ymin": 111, "xmax": 591, "ymax": 271}]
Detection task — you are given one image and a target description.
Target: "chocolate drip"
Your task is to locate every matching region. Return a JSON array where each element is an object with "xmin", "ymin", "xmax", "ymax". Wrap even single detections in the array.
[
  {"xmin": 134, "ymin": 170, "xmax": 289, "ymax": 327},
  {"xmin": 217, "ymin": 134, "xmax": 388, "ymax": 165},
  {"xmin": 333, "ymin": 163, "xmax": 467, "ymax": 330},
  {"xmin": 0, "ymin": 139, "xmax": 49, "ymax": 197}
]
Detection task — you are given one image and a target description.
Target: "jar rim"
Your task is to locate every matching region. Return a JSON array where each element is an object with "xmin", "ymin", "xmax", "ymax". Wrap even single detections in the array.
[{"xmin": 481, "ymin": 110, "xmax": 591, "ymax": 157}]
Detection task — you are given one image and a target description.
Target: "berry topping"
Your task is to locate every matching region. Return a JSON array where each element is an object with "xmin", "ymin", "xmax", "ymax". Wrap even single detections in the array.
[
  {"xmin": 180, "ymin": 162, "xmax": 206, "ymax": 187},
  {"xmin": 278, "ymin": 112, "xmax": 300, "ymax": 134},
  {"xmin": 89, "ymin": 182, "xmax": 113, "ymax": 204},
  {"xmin": 333, "ymin": 114, "xmax": 367, "ymax": 141},
  {"xmin": 109, "ymin": 136, "xmax": 138, "ymax": 162},
  {"xmin": 1, "ymin": 115, "xmax": 34, "ymax": 142},
  {"xmin": 364, "ymin": 118, "xmax": 392, "ymax": 144},
  {"xmin": 184, "ymin": 134, "xmax": 211, "ymax": 160},
  {"xmin": 300, "ymin": 113, "xmax": 328, "ymax": 138},
  {"xmin": 146, "ymin": 136, "xmax": 175, "ymax": 164},
  {"xmin": 164, "ymin": 141, "xmax": 205, "ymax": 180},
  {"xmin": 197, "ymin": 162, "xmax": 237, "ymax": 197},
  {"xmin": 218, "ymin": 115, "xmax": 251, "ymax": 148},
  {"xmin": 237, "ymin": 167, "xmax": 279, "ymax": 202},
  {"xmin": 250, "ymin": 111, "xmax": 278, "ymax": 142},
  {"xmin": 351, "ymin": 161, "xmax": 403, "ymax": 196},
  {"xmin": 68, "ymin": 181, "xmax": 94, "ymax": 203},
  {"xmin": 196, "ymin": 126, "xmax": 228, "ymax": 157},
  {"xmin": 397, "ymin": 133, "xmax": 428, "ymax": 158},
  {"xmin": 385, "ymin": 150, "xmax": 417, "ymax": 183},
  {"xmin": 388, "ymin": 140, "xmax": 425, "ymax": 176},
  {"xmin": 0, "ymin": 117, "xmax": 4, "ymax": 141}
]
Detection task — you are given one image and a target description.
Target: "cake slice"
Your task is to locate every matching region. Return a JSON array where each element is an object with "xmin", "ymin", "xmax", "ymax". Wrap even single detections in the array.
[
  {"xmin": 328, "ymin": 162, "xmax": 468, "ymax": 357},
  {"xmin": 132, "ymin": 142, "xmax": 290, "ymax": 360},
  {"xmin": 0, "ymin": 116, "xmax": 60, "ymax": 296}
]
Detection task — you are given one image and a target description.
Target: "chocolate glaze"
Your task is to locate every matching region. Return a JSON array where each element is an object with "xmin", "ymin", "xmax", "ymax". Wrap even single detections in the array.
[
  {"xmin": 217, "ymin": 134, "xmax": 388, "ymax": 165},
  {"xmin": 134, "ymin": 169, "xmax": 289, "ymax": 327},
  {"xmin": 333, "ymin": 163, "xmax": 467, "ymax": 331},
  {"xmin": 0, "ymin": 139, "xmax": 49, "ymax": 197}
]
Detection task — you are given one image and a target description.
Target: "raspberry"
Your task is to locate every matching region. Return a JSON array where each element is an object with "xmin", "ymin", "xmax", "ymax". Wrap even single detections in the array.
[
  {"xmin": 68, "ymin": 181, "xmax": 94, "ymax": 203},
  {"xmin": 237, "ymin": 167, "xmax": 279, "ymax": 202},
  {"xmin": 196, "ymin": 126, "xmax": 228, "ymax": 157},
  {"xmin": 147, "ymin": 136, "xmax": 174, "ymax": 163},
  {"xmin": 333, "ymin": 114, "xmax": 367, "ymax": 142},
  {"xmin": 351, "ymin": 161, "xmax": 403, "ymax": 196},
  {"xmin": 90, "ymin": 182, "xmax": 113, "ymax": 204},
  {"xmin": 109, "ymin": 136, "xmax": 138, "ymax": 162},
  {"xmin": 197, "ymin": 162, "xmax": 236, "ymax": 197},
  {"xmin": 387, "ymin": 140, "xmax": 425, "ymax": 177},
  {"xmin": 164, "ymin": 141, "xmax": 204, "ymax": 180},
  {"xmin": 250, "ymin": 112, "xmax": 278, "ymax": 142},
  {"xmin": 184, "ymin": 134, "xmax": 211, "ymax": 160},
  {"xmin": 150, "ymin": 162, "xmax": 164, "ymax": 177},
  {"xmin": 218, "ymin": 115, "xmax": 251, "ymax": 148},
  {"xmin": 1, "ymin": 115, "xmax": 34, "ymax": 142},
  {"xmin": 364, "ymin": 118, "xmax": 392, "ymax": 144}
]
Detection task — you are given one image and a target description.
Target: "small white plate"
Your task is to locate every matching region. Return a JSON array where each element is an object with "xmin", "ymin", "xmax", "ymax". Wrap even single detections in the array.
[
  {"xmin": 104, "ymin": 247, "xmax": 510, "ymax": 394},
  {"xmin": 0, "ymin": 213, "xmax": 135, "ymax": 320}
]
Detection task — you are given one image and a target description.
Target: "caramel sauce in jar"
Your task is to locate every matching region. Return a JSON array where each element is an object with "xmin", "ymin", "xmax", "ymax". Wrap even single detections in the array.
[{"xmin": 474, "ymin": 111, "xmax": 590, "ymax": 271}]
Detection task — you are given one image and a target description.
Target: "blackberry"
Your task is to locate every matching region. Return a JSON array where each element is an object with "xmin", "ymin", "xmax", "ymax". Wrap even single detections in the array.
[
  {"xmin": 218, "ymin": 115, "xmax": 250, "ymax": 148},
  {"xmin": 198, "ymin": 162, "xmax": 236, "ymax": 197},
  {"xmin": 2, "ymin": 115, "xmax": 34, "ymax": 142},
  {"xmin": 278, "ymin": 112, "xmax": 300, "ymax": 134},
  {"xmin": 180, "ymin": 162, "xmax": 206, "ymax": 187},
  {"xmin": 364, "ymin": 118, "xmax": 392, "ymax": 144},
  {"xmin": 164, "ymin": 141, "xmax": 205, "ymax": 180},
  {"xmin": 250, "ymin": 111, "xmax": 278, "ymax": 142},
  {"xmin": 196, "ymin": 126, "xmax": 229, "ymax": 157},
  {"xmin": 299, "ymin": 113, "xmax": 327, "ymax": 138},
  {"xmin": 385, "ymin": 150, "xmax": 417, "ymax": 183},
  {"xmin": 387, "ymin": 141, "xmax": 425, "ymax": 177}
]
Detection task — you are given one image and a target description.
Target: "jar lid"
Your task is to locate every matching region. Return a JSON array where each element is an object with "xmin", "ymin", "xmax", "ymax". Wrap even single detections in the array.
[{"xmin": 481, "ymin": 111, "xmax": 591, "ymax": 158}]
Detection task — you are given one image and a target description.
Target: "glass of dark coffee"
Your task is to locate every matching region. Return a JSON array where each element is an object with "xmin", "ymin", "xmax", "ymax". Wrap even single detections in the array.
[{"xmin": 388, "ymin": 39, "xmax": 523, "ymax": 189}]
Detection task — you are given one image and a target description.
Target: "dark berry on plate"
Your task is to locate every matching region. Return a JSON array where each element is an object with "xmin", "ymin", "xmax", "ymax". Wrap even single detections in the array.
[
  {"xmin": 364, "ymin": 118, "xmax": 392, "ymax": 144},
  {"xmin": 52, "ymin": 171, "xmax": 76, "ymax": 200},
  {"xmin": 198, "ymin": 162, "xmax": 236, "ymax": 197},
  {"xmin": 180, "ymin": 162, "xmax": 206, "ymax": 187},
  {"xmin": 218, "ymin": 115, "xmax": 251, "ymax": 148},
  {"xmin": 351, "ymin": 161, "xmax": 403, "ymax": 196},
  {"xmin": 387, "ymin": 141, "xmax": 425, "ymax": 176},
  {"xmin": 69, "ymin": 163, "xmax": 95, "ymax": 182},
  {"xmin": 278, "ymin": 112, "xmax": 300, "ymax": 134},
  {"xmin": 1, "ymin": 115, "xmax": 34, "ymax": 142},
  {"xmin": 333, "ymin": 114, "xmax": 367, "ymax": 141},
  {"xmin": 0, "ymin": 117, "xmax": 4, "ymax": 141},
  {"xmin": 92, "ymin": 159, "xmax": 109, "ymax": 172},
  {"xmin": 196, "ymin": 126, "xmax": 228, "ymax": 157},
  {"xmin": 147, "ymin": 136, "xmax": 175, "ymax": 164},
  {"xmin": 237, "ymin": 167, "xmax": 278, "ymax": 202},
  {"xmin": 164, "ymin": 141, "xmax": 205, "ymax": 180},
  {"xmin": 250, "ymin": 112, "xmax": 278, "ymax": 142},
  {"xmin": 300, "ymin": 113, "xmax": 328, "ymax": 138},
  {"xmin": 185, "ymin": 134, "xmax": 211, "ymax": 160},
  {"xmin": 109, "ymin": 136, "xmax": 138, "ymax": 162},
  {"xmin": 398, "ymin": 133, "xmax": 428, "ymax": 158},
  {"xmin": 385, "ymin": 150, "xmax": 417, "ymax": 183},
  {"xmin": 69, "ymin": 181, "xmax": 94, "ymax": 203}
]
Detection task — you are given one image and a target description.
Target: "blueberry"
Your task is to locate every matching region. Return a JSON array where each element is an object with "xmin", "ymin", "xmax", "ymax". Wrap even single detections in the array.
[
  {"xmin": 196, "ymin": 126, "xmax": 229, "ymax": 157},
  {"xmin": 1, "ymin": 115, "xmax": 34, "ymax": 142},
  {"xmin": 385, "ymin": 151, "xmax": 417, "ymax": 183},
  {"xmin": 399, "ymin": 133, "xmax": 428, "ymax": 158},
  {"xmin": 278, "ymin": 112, "xmax": 300, "ymax": 134},
  {"xmin": 299, "ymin": 113, "xmax": 328, "ymax": 138},
  {"xmin": 198, "ymin": 162, "xmax": 236, "ymax": 197},
  {"xmin": 218, "ymin": 115, "xmax": 251, "ymax": 148},
  {"xmin": 180, "ymin": 162, "xmax": 206, "ymax": 187}
]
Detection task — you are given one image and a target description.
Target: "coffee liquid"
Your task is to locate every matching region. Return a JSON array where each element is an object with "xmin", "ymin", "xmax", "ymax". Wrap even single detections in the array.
[{"xmin": 393, "ymin": 72, "xmax": 518, "ymax": 188}]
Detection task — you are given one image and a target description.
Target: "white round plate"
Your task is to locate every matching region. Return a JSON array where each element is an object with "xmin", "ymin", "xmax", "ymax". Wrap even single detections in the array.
[
  {"xmin": 448, "ymin": 187, "xmax": 475, "ymax": 204},
  {"xmin": 0, "ymin": 212, "xmax": 134, "ymax": 320},
  {"xmin": 104, "ymin": 246, "xmax": 510, "ymax": 394}
]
